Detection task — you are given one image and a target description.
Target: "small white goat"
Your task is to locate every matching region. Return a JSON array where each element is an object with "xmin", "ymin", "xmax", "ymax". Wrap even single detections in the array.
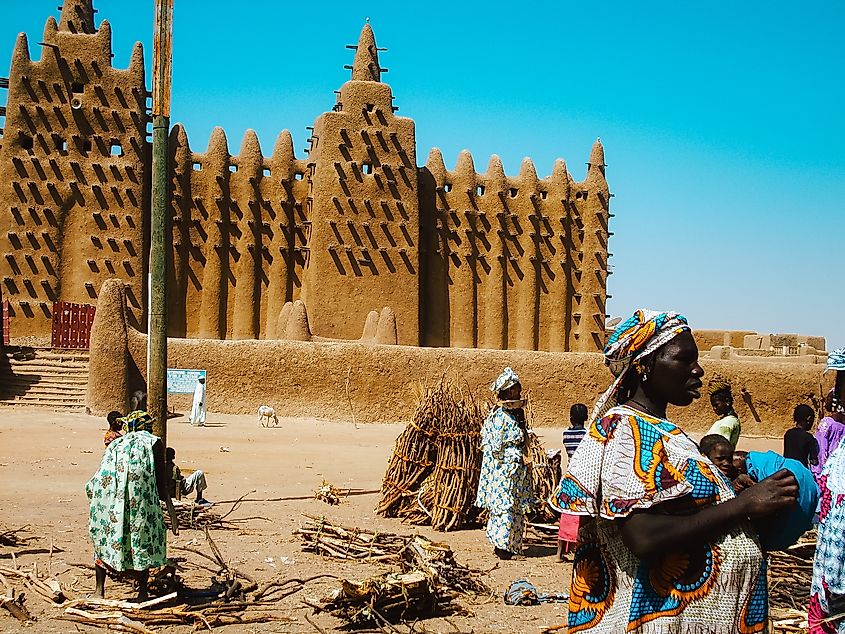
[{"xmin": 257, "ymin": 405, "xmax": 279, "ymax": 427}]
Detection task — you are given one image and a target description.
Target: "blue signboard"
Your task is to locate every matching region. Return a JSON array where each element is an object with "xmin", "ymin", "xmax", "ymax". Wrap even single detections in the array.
[{"xmin": 166, "ymin": 369, "xmax": 206, "ymax": 394}]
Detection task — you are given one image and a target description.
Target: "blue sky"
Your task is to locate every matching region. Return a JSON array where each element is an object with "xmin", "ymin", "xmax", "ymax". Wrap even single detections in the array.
[{"xmin": 4, "ymin": 1, "xmax": 844, "ymax": 349}]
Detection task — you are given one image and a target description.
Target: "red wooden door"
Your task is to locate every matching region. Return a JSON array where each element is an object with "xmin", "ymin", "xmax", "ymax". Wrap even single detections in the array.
[{"xmin": 51, "ymin": 301, "xmax": 96, "ymax": 349}]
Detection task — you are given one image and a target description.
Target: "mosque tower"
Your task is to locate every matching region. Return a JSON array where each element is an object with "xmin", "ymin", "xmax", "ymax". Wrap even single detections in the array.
[{"xmin": 302, "ymin": 23, "xmax": 420, "ymax": 345}]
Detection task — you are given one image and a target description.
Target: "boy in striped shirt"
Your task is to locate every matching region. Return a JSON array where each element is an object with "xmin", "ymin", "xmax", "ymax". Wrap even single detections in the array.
[{"xmin": 558, "ymin": 403, "xmax": 588, "ymax": 560}]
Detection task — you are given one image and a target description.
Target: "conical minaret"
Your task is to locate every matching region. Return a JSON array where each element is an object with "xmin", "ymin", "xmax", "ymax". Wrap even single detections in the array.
[
  {"xmin": 351, "ymin": 22, "xmax": 381, "ymax": 82},
  {"xmin": 58, "ymin": 0, "xmax": 96, "ymax": 34},
  {"xmin": 304, "ymin": 21, "xmax": 419, "ymax": 345}
]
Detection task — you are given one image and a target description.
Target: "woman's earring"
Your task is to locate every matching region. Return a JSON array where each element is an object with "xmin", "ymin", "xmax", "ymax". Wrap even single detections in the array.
[{"xmin": 641, "ymin": 371, "xmax": 649, "ymax": 383}]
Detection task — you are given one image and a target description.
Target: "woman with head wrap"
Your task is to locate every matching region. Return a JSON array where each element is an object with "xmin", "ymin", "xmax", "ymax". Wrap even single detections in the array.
[
  {"xmin": 85, "ymin": 410, "xmax": 179, "ymax": 600},
  {"xmin": 812, "ymin": 348, "xmax": 845, "ymax": 479},
  {"xmin": 705, "ymin": 375, "xmax": 741, "ymax": 449},
  {"xmin": 474, "ymin": 367, "xmax": 534, "ymax": 560},
  {"xmin": 809, "ymin": 440, "xmax": 845, "ymax": 632},
  {"xmin": 551, "ymin": 309, "xmax": 798, "ymax": 633}
]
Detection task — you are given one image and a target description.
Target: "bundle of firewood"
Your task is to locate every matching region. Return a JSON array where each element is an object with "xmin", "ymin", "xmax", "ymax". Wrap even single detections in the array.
[
  {"xmin": 769, "ymin": 530, "xmax": 816, "ymax": 632},
  {"xmin": 311, "ymin": 517, "xmax": 489, "ymax": 625},
  {"xmin": 294, "ymin": 515, "xmax": 409, "ymax": 562},
  {"xmin": 377, "ymin": 380, "xmax": 483, "ymax": 531},
  {"xmin": 527, "ymin": 432, "xmax": 561, "ymax": 521},
  {"xmin": 376, "ymin": 384, "xmax": 440, "ymax": 518}
]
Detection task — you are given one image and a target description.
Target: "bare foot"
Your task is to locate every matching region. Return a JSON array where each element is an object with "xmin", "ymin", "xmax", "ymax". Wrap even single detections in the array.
[{"xmin": 93, "ymin": 588, "xmax": 105, "ymax": 599}]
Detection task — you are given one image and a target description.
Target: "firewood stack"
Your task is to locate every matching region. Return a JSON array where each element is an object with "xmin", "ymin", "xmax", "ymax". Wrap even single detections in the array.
[
  {"xmin": 769, "ymin": 530, "xmax": 816, "ymax": 632},
  {"xmin": 527, "ymin": 431, "xmax": 561, "ymax": 521},
  {"xmin": 377, "ymin": 380, "xmax": 484, "ymax": 531}
]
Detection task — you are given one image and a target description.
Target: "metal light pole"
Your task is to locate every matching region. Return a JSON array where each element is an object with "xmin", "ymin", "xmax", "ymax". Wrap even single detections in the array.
[{"xmin": 149, "ymin": 0, "xmax": 173, "ymax": 443}]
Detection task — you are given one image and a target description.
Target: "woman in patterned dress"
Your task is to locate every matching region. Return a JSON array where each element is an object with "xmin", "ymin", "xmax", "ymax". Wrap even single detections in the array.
[
  {"xmin": 475, "ymin": 367, "xmax": 534, "ymax": 560},
  {"xmin": 85, "ymin": 411, "xmax": 179, "ymax": 600},
  {"xmin": 808, "ymin": 358, "xmax": 845, "ymax": 633},
  {"xmin": 551, "ymin": 310, "xmax": 798, "ymax": 633}
]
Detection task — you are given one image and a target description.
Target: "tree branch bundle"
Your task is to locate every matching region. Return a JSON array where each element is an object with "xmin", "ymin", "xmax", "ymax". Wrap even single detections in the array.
[{"xmin": 377, "ymin": 380, "xmax": 483, "ymax": 531}]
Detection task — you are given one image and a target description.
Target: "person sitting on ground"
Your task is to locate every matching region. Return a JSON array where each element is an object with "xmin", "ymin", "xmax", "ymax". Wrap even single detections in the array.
[
  {"xmin": 165, "ymin": 447, "xmax": 211, "ymax": 506},
  {"xmin": 706, "ymin": 375, "xmax": 741, "ymax": 449},
  {"xmin": 784, "ymin": 404, "xmax": 820, "ymax": 468},
  {"xmin": 557, "ymin": 403, "xmax": 588, "ymax": 561},
  {"xmin": 103, "ymin": 410, "xmax": 123, "ymax": 448},
  {"xmin": 729, "ymin": 447, "xmax": 818, "ymax": 552}
]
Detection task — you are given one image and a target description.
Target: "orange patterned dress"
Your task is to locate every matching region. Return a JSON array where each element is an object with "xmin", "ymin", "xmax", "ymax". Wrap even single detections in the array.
[{"xmin": 551, "ymin": 404, "xmax": 768, "ymax": 634}]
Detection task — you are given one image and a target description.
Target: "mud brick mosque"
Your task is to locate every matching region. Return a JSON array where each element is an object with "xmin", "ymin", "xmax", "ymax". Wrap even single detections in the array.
[{"xmin": 0, "ymin": 0, "xmax": 611, "ymax": 352}]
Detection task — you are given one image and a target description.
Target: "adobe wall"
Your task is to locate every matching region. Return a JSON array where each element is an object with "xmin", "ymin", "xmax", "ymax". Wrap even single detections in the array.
[
  {"xmin": 693, "ymin": 330, "xmax": 757, "ymax": 351},
  {"xmin": 2, "ymin": 2, "xmax": 611, "ymax": 354},
  {"xmin": 166, "ymin": 125, "xmax": 310, "ymax": 339},
  {"xmin": 418, "ymin": 141, "xmax": 609, "ymax": 353},
  {"xmin": 0, "ymin": 1, "xmax": 149, "ymax": 336},
  {"xmin": 88, "ymin": 281, "xmax": 827, "ymax": 437}
]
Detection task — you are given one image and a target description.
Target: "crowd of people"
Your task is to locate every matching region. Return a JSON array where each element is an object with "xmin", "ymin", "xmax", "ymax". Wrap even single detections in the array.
[
  {"xmin": 84, "ymin": 307, "xmax": 844, "ymax": 631},
  {"xmin": 476, "ymin": 309, "xmax": 845, "ymax": 633}
]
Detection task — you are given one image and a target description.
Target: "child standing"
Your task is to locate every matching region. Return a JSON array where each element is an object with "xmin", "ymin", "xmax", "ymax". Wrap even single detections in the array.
[
  {"xmin": 103, "ymin": 411, "xmax": 123, "ymax": 448},
  {"xmin": 557, "ymin": 403, "xmax": 588, "ymax": 560}
]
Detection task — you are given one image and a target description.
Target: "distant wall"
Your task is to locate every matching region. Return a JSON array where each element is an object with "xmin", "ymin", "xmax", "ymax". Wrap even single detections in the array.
[
  {"xmin": 88, "ymin": 281, "xmax": 829, "ymax": 437},
  {"xmin": 693, "ymin": 330, "xmax": 757, "ymax": 351}
]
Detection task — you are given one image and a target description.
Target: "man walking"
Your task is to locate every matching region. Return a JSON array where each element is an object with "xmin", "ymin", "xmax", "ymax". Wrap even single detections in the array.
[{"xmin": 190, "ymin": 376, "xmax": 206, "ymax": 426}]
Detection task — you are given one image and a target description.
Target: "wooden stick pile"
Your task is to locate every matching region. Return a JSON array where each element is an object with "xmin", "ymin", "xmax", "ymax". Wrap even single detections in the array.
[
  {"xmin": 0, "ymin": 526, "xmax": 35, "ymax": 548},
  {"xmin": 309, "ymin": 517, "xmax": 489, "ymax": 626},
  {"xmin": 527, "ymin": 432, "xmax": 561, "ymax": 522},
  {"xmin": 161, "ymin": 492, "xmax": 265, "ymax": 531},
  {"xmin": 377, "ymin": 380, "xmax": 484, "ymax": 531},
  {"xmin": 294, "ymin": 515, "xmax": 409, "ymax": 562},
  {"xmin": 769, "ymin": 530, "xmax": 816, "ymax": 632},
  {"xmin": 59, "ymin": 527, "xmax": 320, "ymax": 631},
  {"xmin": 377, "ymin": 384, "xmax": 439, "ymax": 518}
]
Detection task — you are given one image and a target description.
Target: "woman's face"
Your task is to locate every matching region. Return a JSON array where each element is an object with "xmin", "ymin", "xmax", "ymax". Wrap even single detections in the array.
[
  {"xmin": 647, "ymin": 331, "xmax": 704, "ymax": 407},
  {"xmin": 710, "ymin": 393, "xmax": 733, "ymax": 417},
  {"xmin": 500, "ymin": 383, "xmax": 522, "ymax": 401}
]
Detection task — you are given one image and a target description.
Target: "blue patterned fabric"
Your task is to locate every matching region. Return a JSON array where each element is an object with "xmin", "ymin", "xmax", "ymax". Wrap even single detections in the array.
[
  {"xmin": 827, "ymin": 348, "xmax": 845, "ymax": 372},
  {"xmin": 590, "ymin": 310, "xmax": 690, "ymax": 426},
  {"xmin": 810, "ymin": 443, "xmax": 845, "ymax": 632},
  {"xmin": 490, "ymin": 367, "xmax": 520, "ymax": 394},
  {"xmin": 475, "ymin": 406, "xmax": 533, "ymax": 553}
]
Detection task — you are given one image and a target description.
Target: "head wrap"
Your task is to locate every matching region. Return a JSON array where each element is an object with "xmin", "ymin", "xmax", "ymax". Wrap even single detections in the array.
[
  {"xmin": 707, "ymin": 375, "xmax": 733, "ymax": 397},
  {"xmin": 826, "ymin": 348, "xmax": 845, "ymax": 373},
  {"xmin": 490, "ymin": 367, "xmax": 520, "ymax": 394},
  {"xmin": 590, "ymin": 309, "xmax": 690, "ymax": 424},
  {"xmin": 120, "ymin": 410, "xmax": 154, "ymax": 433}
]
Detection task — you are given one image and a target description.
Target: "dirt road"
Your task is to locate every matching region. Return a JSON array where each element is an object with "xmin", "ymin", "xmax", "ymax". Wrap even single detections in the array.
[{"xmin": 0, "ymin": 408, "xmax": 779, "ymax": 632}]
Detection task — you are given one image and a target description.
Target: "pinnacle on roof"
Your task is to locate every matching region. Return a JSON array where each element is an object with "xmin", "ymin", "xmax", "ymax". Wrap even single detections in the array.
[
  {"xmin": 588, "ymin": 138, "xmax": 606, "ymax": 171},
  {"xmin": 58, "ymin": 0, "xmax": 96, "ymax": 34},
  {"xmin": 350, "ymin": 22, "xmax": 382, "ymax": 82}
]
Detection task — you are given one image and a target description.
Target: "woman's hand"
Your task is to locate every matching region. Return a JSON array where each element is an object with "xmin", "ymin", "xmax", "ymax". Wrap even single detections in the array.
[
  {"xmin": 737, "ymin": 469, "xmax": 798, "ymax": 518},
  {"xmin": 732, "ymin": 473, "xmax": 755, "ymax": 492}
]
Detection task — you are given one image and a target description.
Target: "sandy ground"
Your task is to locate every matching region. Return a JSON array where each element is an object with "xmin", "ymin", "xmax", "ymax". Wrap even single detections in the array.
[{"xmin": 0, "ymin": 408, "xmax": 781, "ymax": 633}]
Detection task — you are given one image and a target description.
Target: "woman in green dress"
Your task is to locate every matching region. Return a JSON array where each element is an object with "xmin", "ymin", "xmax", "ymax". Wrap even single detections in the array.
[{"xmin": 85, "ymin": 411, "xmax": 179, "ymax": 600}]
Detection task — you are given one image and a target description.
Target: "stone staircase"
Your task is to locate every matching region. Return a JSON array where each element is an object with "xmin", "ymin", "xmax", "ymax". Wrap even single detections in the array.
[{"xmin": 0, "ymin": 347, "xmax": 89, "ymax": 411}]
